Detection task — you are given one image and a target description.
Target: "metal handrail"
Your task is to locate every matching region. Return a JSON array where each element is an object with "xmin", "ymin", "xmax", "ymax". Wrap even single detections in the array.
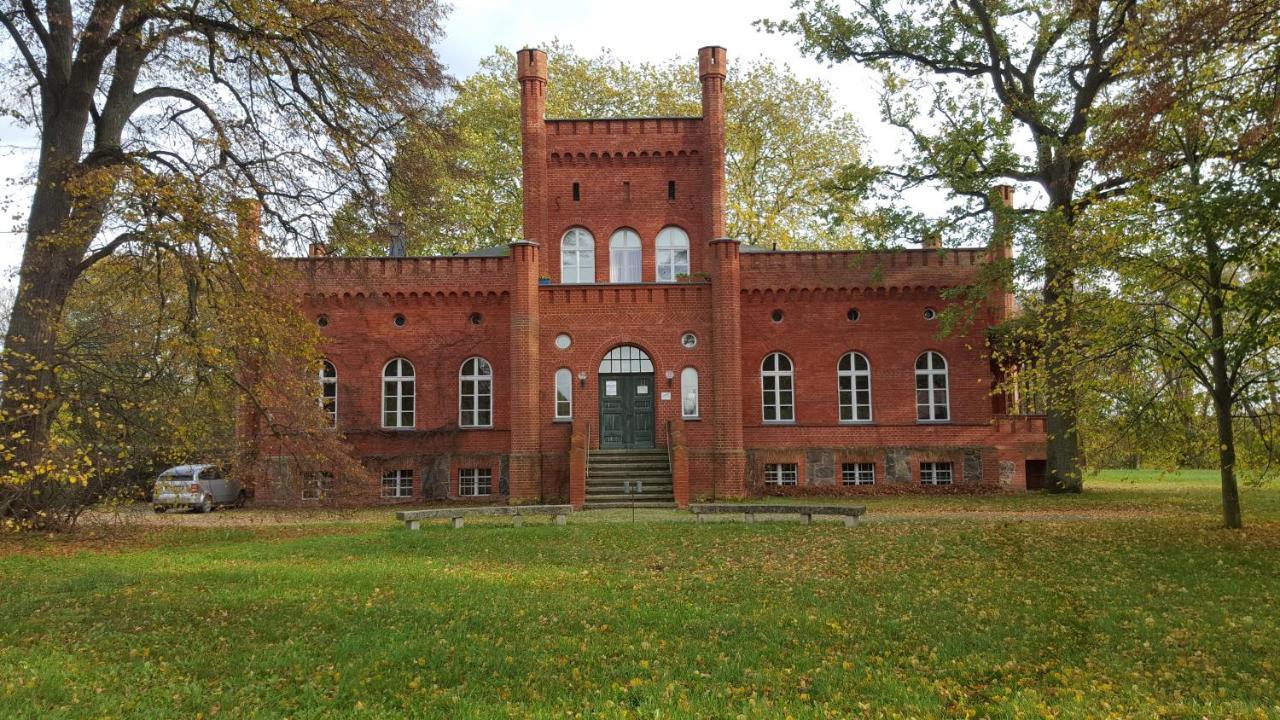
[{"xmin": 664, "ymin": 420, "xmax": 673, "ymax": 474}]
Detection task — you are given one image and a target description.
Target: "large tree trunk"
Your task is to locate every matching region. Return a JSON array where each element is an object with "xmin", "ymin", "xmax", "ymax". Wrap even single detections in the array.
[
  {"xmin": 1040, "ymin": 176, "xmax": 1084, "ymax": 493},
  {"xmin": 1206, "ymin": 234, "xmax": 1243, "ymax": 529}
]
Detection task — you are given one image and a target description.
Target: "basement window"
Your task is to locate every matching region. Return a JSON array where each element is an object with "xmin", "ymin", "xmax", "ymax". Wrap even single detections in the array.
[
  {"xmin": 764, "ymin": 463, "xmax": 798, "ymax": 486},
  {"xmin": 842, "ymin": 463, "xmax": 875, "ymax": 486},
  {"xmin": 459, "ymin": 468, "xmax": 493, "ymax": 497},
  {"xmin": 920, "ymin": 462, "xmax": 954, "ymax": 486}
]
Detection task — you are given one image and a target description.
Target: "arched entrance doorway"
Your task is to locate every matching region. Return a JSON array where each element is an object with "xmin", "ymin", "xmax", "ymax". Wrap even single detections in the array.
[{"xmin": 598, "ymin": 345, "xmax": 656, "ymax": 449}]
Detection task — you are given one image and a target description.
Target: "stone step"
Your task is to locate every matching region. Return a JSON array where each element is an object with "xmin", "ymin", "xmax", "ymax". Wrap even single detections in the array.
[
  {"xmin": 589, "ymin": 448, "xmax": 668, "ymax": 456},
  {"xmin": 583, "ymin": 499, "xmax": 676, "ymax": 509},
  {"xmin": 586, "ymin": 490, "xmax": 674, "ymax": 500},
  {"xmin": 587, "ymin": 456, "xmax": 669, "ymax": 466},
  {"xmin": 587, "ymin": 468, "xmax": 672, "ymax": 478},
  {"xmin": 586, "ymin": 483, "xmax": 673, "ymax": 493}
]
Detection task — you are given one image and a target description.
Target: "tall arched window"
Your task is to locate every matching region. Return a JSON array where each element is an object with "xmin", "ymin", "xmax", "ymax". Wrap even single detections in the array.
[
  {"xmin": 561, "ymin": 228, "xmax": 595, "ymax": 283},
  {"xmin": 382, "ymin": 358, "xmax": 415, "ymax": 429},
  {"xmin": 656, "ymin": 227, "xmax": 690, "ymax": 282},
  {"xmin": 681, "ymin": 367, "xmax": 700, "ymax": 418},
  {"xmin": 319, "ymin": 360, "xmax": 337, "ymax": 427},
  {"xmin": 761, "ymin": 352, "xmax": 795, "ymax": 423},
  {"xmin": 554, "ymin": 368, "xmax": 573, "ymax": 419},
  {"xmin": 915, "ymin": 351, "xmax": 950, "ymax": 422},
  {"xmin": 609, "ymin": 229, "xmax": 642, "ymax": 283},
  {"xmin": 838, "ymin": 352, "xmax": 872, "ymax": 423},
  {"xmin": 459, "ymin": 357, "xmax": 493, "ymax": 428}
]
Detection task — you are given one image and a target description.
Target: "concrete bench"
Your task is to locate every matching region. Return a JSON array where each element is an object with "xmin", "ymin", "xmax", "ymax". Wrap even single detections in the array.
[
  {"xmin": 396, "ymin": 505, "xmax": 572, "ymax": 530},
  {"xmin": 690, "ymin": 503, "xmax": 867, "ymax": 527}
]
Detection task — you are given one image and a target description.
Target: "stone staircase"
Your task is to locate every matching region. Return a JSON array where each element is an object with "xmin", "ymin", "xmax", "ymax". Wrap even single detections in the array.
[{"xmin": 584, "ymin": 448, "xmax": 675, "ymax": 509}]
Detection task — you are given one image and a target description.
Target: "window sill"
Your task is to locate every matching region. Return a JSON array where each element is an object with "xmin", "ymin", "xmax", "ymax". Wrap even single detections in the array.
[
  {"xmin": 916, "ymin": 420, "xmax": 952, "ymax": 425},
  {"xmin": 682, "ymin": 416, "xmax": 701, "ymax": 421},
  {"xmin": 762, "ymin": 421, "xmax": 797, "ymax": 426},
  {"xmin": 838, "ymin": 420, "xmax": 874, "ymax": 426},
  {"xmin": 553, "ymin": 418, "xmax": 573, "ymax": 424},
  {"xmin": 381, "ymin": 427, "xmax": 417, "ymax": 432},
  {"xmin": 459, "ymin": 425, "xmax": 495, "ymax": 430}
]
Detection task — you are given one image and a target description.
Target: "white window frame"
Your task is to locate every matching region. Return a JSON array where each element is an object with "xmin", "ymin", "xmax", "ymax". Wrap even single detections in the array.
[
  {"xmin": 838, "ymin": 352, "xmax": 872, "ymax": 423},
  {"xmin": 459, "ymin": 468, "xmax": 493, "ymax": 497},
  {"xmin": 920, "ymin": 461, "xmax": 954, "ymax": 486},
  {"xmin": 554, "ymin": 368, "xmax": 573, "ymax": 420},
  {"xmin": 841, "ymin": 462, "xmax": 875, "ymax": 486},
  {"xmin": 761, "ymin": 352, "xmax": 795, "ymax": 423},
  {"xmin": 609, "ymin": 229, "xmax": 642, "ymax": 283},
  {"xmin": 320, "ymin": 360, "xmax": 337, "ymax": 427},
  {"xmin": 382, "ymin": 358, "xmax": 415, "ymax": 429},
  {"xmin": 915, "ymin": 351, "xmax": 951, "ymax": 422},
  {"xmin": 680, "ymin": 366, "xmax": 700, "ymax": 419},
  {"xmin": 655, "ymin": 226, "xmax": 690, "ymax": 282},
  {"xmin": 381, "ymin": 469, "xmax": 413, "ymax": 498},
  {"xmin": 764, "ymin": 463, "xmax": 798, "ymax": 486},
  {"xmin": 459, "ymin": 357, "xmax": 493, "ymax": 428},
  {"xmin": 561, "ymin": 228, "xmax": 595, "ymax": 283},
  {"xmin": 301, "ymin": 472, "xmax": 333, "ymax": 501}
]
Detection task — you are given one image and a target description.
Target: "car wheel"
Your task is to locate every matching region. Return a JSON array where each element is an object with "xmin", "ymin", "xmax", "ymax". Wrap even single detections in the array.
[
  {"xmin": 234, "ymin": 490, "xmax": 247, "ymax": 509},
  {"xmin": 153, "ymin": 506, "xmax": 166, "ymax": 514},
  {"xmin": 196, "ymin": 495, "xmax": 213, "ymax": 514}
]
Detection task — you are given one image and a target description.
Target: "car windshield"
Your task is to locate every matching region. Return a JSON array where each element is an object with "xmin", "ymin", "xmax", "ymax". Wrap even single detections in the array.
[{"xmin": 157, "ymin": 474, "xmax": 195, "ymax": 483}]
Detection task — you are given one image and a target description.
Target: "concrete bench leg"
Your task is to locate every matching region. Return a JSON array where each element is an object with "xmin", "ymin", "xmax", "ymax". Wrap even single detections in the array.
[
  {"xmin": 554, "ymin": 514, "xmax": 567, "ymax": 526},
  {"xmin": 513, "ymin": 515, "xmax": 524, "ymax": 528},
  {"xmin": 696, "ymin": 512, "xmax": 704, "ymax": 523},
  {"xmin": 451, "ymin": 517, "xmax": 465, "ymax": 529},
  {"xmin": 843, "ymin": 515, "xmax": 861, "ymax": 528},
  {"xmin": 406, "ymin": 520, "xmax": 421, "ymax": 531},
  {"xmin": 743, "ymin": 512, "xmax": 755, "ymax": 524},
  {"xmin": 801, "ymin": 513, "xmax": 813, "ymax": 525}
]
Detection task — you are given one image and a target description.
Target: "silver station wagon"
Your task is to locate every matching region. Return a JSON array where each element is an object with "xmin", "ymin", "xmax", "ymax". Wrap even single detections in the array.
[{"xmin": 152, "ymin": 465, "xmax": 246, "ymax": 513}]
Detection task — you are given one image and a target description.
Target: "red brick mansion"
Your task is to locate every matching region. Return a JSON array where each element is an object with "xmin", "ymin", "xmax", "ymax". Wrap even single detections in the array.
[{"xmin": 248, "ymin": 47, "xmax": 1047, "ymax": 507}]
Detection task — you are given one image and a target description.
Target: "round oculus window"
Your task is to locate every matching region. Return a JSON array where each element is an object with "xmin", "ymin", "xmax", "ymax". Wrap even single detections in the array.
[
  {"xmin": 469, "ymin": 312, "xmax": 483, "ymax": 325},
  {"xmin": 923, "ymin": 307, "xmax": 937, "ymax": 320},
  {"xmin": 847, "ymin": 308, "xmax": 860, "ymax": 322},
  {"xmin": 393, "ymin": 314, "xmax": 406, "ymax": 327},
  {"xmin": 554, "ymin": 333, "xmax": 572, "ymax": 350},
  {"xmin": 771, "ymin": 309, "xmax": 784, "ymax": 323},
  {"xmin": 681, "ymin": 332, "xmax": 697, "ymax": 349},
  {"xmin": 317, "ymin": 315, "xmax": 329, "ymax": 327}
]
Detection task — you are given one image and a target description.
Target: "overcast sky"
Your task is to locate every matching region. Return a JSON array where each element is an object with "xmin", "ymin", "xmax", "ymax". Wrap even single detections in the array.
[{"xmin": 0, "ymin": 0, "xmax": 904, "ymax": 291}]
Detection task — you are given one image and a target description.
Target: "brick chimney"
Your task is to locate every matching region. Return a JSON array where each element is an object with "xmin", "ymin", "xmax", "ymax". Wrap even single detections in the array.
[
  {"xmin": 518, "ymin": 48, "xmax": 548, "ymax": 249},
  {"xmin": 699, "ymin": 46, "xmax": 728, "ymax": 240},
  {"xmin": 231, "ymin": 198, "xmax": 262, "ymax": 249}
]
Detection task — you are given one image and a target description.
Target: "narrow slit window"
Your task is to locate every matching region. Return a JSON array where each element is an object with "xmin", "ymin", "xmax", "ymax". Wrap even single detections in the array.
[
  {"xmin": 667, "ymin": 180, "xmax": 676, "ymax": 201},
  {"xmin": 572, "ymin": 182, "xmax": 580, "ymax": 201}
]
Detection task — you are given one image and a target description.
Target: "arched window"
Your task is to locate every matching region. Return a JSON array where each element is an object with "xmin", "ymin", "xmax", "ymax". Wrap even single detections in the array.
[
  {"xmin": 838, "ymin": 352, "xmax": 872, "ymax": 423},
  {"xmin": 915, "ymin": 351, "xmax": 950, "ymax": 422},
  {"xmin": 609, "ymin": 229, "xmax": 642, "ymax": 283},
  {"xmin": 681, "ymin": 367, "xmax": 700, "ymax": 418},
  {"xmin": 761, "ymin": 352, "xmax": 795, "ymax": 423},
  {"xmin": 459, "ymin": 357, "xmax": 493, "ymax": 428},
  {"xmin": 319, "ymin": 360, "xmax": 337, "ymax": 427},
  {"xmin": 382, "ymin": 358, "xmax": 415, "ymax": 429},
  {"xmin": 656, "ymin": 227, "xmax": 690, "ymax": 282},
  {"xmin": 599, "ymin": 345, "xmax": 654, "ymax": 373},
  {"xmin": 554, "ymin": 368, "xmax": 573, "ymax": 419},
  {"xmin": 561, "ymin": 228, "xmax": 595, "ymax": 283}
]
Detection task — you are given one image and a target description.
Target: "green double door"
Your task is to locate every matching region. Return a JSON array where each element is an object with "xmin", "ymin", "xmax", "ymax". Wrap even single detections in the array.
[{"xmin": 599, "ymin": 373, "xmax": 655, "ymax": 449}]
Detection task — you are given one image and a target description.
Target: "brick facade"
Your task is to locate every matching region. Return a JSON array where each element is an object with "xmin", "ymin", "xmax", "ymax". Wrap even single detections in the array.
[{"xmin": 244, "ymin": 46, "xmax": 1046, "ymax": 506}]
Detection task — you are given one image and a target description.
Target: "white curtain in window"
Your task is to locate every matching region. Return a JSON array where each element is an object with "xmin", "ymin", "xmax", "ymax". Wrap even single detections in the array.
[
  {"xmin": 656, "ymin": 227, "xmax": 690, "ymax": 282},
  {"xmin": 609, "ymin": 229, "xmax": 642, "ymax": 283}
]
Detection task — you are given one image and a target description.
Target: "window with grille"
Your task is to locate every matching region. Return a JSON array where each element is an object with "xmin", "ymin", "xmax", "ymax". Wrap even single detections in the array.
[
  {"xmin": 459, "ymin": 468, "xmax": 493, "ymax": 497},
  {"xmin": 837, "ymin": 352, "xmax": 872, "ymax": 423},
  {"xmin": 382, "ymin": 358, "xmax": 414, "ymax": 428},
  {"xmin": 561, "ymin": 228, "xmax": 595, "ymax": 283},
  {"xmin": 681, "ymin": 367, "xmax": 699, "ymax": 418},
  {"xmin": 381, "ymin": 469, "xmax": 413, "ymax": 498},
  {"xmin": 609, "ymin": 229, "xmax": 642, "ymax": 283},
  {"xmin": 301, "ymin": 472, "xmax": 333, "ymax": 501},
  {"xmin": 764, "ymin": 463, "xmax": 798, "ymax": 486},
  {"xmin": 555, "ymin": 368, "xmax": 573, "ymax": 419},
  {"xmin": 841, "ymin": 462, "xmax": 875, "ymax": 486},
  {"xmin": 920, "ymin": 462, "xmax": 954, "ymax": 486},
  {"xmin": 656, "ymin": 226, "xmax": 690, "ymax": 282},
  {"xmin": 761, "ymin": 353, "xmax": 795, "ymax": 423},
  {"xmin": 319, "ymin": 360, "xmax": 337, "ymax": 427},
  {"xmin": 915, "ymin": 351, "xmax": 950, "ymax": 422},
  {"xmin": 459, "ymin": 357, "xmax": 493, "ymax": 428}
]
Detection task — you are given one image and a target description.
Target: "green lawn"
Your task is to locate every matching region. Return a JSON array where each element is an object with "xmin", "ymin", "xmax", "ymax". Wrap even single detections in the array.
[{"xmin": 1, "ymin": 470, "xmax": 1278, "ymax": 719}]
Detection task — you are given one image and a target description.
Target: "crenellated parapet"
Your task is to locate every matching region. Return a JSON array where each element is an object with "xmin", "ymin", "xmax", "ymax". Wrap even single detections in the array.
[
  {"xmin": 739, "ymin": 248, "xmax": 987, "ymax": 294},
  {"xmin": 279, "ymin": 256, "xmax": 512, "ymax": 295}
]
